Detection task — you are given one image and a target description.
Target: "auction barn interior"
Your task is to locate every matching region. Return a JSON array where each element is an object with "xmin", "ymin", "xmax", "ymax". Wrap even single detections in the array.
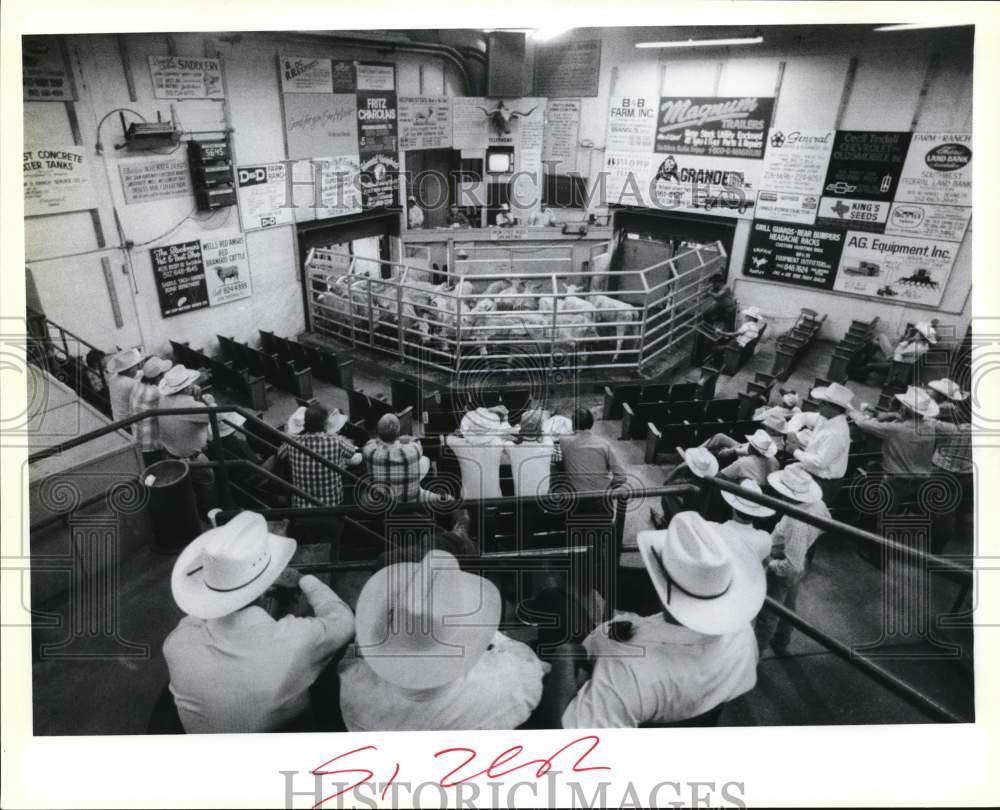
[{"xmin": 22, "ymin": 24, "xmax": 975, "ymax": 734}]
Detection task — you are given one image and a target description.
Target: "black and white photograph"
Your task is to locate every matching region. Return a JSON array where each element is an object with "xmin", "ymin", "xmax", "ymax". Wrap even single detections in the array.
[{"xmin": 3, "ymin": 3, "xmax": 1000, "ymax": 808}]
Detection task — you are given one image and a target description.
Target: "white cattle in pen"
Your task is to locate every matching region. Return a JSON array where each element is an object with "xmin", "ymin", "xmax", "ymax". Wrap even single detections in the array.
[{"xmin": 589, "ymin": 294, "xmax": 641, "ymax": 362}]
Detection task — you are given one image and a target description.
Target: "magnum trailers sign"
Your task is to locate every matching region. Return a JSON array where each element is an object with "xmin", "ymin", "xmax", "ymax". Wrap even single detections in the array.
[{"xmin": 655, "ymin": 96, "xmax": 774, "ymax": 159}]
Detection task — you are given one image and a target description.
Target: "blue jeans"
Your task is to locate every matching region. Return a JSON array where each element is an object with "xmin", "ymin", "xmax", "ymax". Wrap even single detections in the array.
[{"xmin": 755, "ymin": 569, "xmax": 801, "ymax": 653}]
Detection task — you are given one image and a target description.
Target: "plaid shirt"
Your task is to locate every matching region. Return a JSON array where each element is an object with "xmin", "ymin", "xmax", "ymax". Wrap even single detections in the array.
[
  {"xmin": 128, "ymin": 380, "xmax": 162, "ymax": 452},
  {"xmin": 362, "ymin": 437, "xmax": 424, "ymax": 502},
  {"xmin": 932, "ymin": 421, "xmax": 973, "ymax": 475},
  {"xmin": 288, "ymin": 432, "xmax": 357, "ymax": 507}
]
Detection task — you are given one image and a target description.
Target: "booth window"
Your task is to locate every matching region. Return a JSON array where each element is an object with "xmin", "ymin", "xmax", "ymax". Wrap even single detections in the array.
[{"xmin": 542, "ymin": 173, "xmax": 590, "ymax": 209}]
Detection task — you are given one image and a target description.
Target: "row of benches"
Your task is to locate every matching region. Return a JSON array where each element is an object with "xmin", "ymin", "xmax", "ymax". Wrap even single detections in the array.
[
  {"xmin": 621, "ymin": 398, "xmax": 741, "ymax": 440},
  {"xmin": 826, "ymin": 317, "xmax": 879, "ymax": 383},
  {"xmin": 260, "ymin": 331, "xmax": 354, "ymax": 390},
  {"xmin": 771, "ymin": 309, "xmax": 827, "ymax": 381},
  {"xmin": 218, "ymin": 335, "xmax": 313, "ymax": 401}
]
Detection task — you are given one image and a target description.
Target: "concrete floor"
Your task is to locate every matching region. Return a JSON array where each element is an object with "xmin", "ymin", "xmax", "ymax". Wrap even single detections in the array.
[{"xmin": 28, "ymin": 332, "xmax": 974, "ymax": 734}]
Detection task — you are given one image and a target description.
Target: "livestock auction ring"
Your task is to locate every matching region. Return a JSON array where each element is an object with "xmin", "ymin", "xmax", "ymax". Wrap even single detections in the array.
[{"xmin": 305, "ymin": 240, "xmax": 728, "ymax": 381}]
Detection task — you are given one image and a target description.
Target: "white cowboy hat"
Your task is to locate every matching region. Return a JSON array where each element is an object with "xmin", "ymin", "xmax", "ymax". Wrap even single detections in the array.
[
  {"xmin": 217, "ymin": 410, "xmax": 246, "ymax": 438},
  {"xmin": 895, "ymin": 385, "xmax": 940, "ymax": 418},
  {"xmin": 767, "ymin": 463, "xmax": 823, "ymax": 504},
  {"xmin": 637, "ymin": 511, "xmax": 766, "ymax": 635},
  {"xmin": 286, "ymin": 405, "xmax": 349, "ymax": 435},
  {"xmin": 721, "ymin": 478, "xmax": 776, "ymax": 518},
  {"xmin": 460, "ymin": 407, "xmax": 510, "ymax": 443},
  {"xmin": 158, "ymin": 364, "xmax": 201, "ymax": 396},
  {"xmin": 810, "ymin": 382, "xmax": 855, "ymax": 410},
  {"xmin": 780, "ymin": 391, "xmax": 800, "ymax": 408},
  {"xmin": 542, "ymin": 413, "xmax": 573, "ymax": 436},
  {"xmin": 740, "ymin": 306, "xmax": 764, "ymax": 320},
  {"xmin": 141, "ymin": 356, "xmax": 173, "ymax": 380},
  {"xmin": 171, "ymin": 511, "xmax": 297, "ymax": 620},
  {"xmin": 499, "ymin": 203, "xmax": 510, "ymax": 212},
  {"xmin": 756, "ymin": 411, "xmax": 790, "ymax": 436},
  {"xmin": 914, "ymin": 321, "xmax": 938, "ymax": 344},
  {"xmin": 678, "ymin": 446, "xmax": 719, "ymax": 479},
  {"xmin": 928, "ymin": 378, "xmax": 968, "ymax": 402},
  {"xmin": 355, "ymin": 550, "xmax": 501, "ymax": 689},
  {"xmin": 107, "ymin": 348, "xmax": 144, "ymax": 375},
  {"xmin": 745, "ymin": 429, "xmax": 778, "ymax": 458}
]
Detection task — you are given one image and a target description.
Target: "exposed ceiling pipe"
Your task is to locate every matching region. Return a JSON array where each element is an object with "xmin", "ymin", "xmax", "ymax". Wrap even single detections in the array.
[{"xmin": 282, "ymin": 31, "xmax": 474, "ymax": 95}]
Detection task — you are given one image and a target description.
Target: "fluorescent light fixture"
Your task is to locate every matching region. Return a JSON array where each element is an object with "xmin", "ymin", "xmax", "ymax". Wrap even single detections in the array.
[
  {"xmin": 530, "ymin": 27, "xmax": 572, "ymax": 42},
  {"xmin": 874, "ymin": 23, "xmax": 959, "ymax": 32},
  {"xmin": 636, "ymin": 36, "xmax": 763, "ymax": 49}
]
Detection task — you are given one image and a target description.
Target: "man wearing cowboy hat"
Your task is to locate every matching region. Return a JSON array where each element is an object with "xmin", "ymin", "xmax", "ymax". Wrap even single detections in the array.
[
  {"xmin": 338, "ymin": 549, "xmax": 548, "ymax": 730},
  {"xmin": 701, "ymin": 410, "xmax": 788, "ymax": 467},
  {"xmin": 724, "ymin": 306, "xmax": 766, "ymax": 347},
  {"xmin": 927, "ymin": 381, "xmax": 973, "ymax": 554},
  {"xmin": 720, "ymin": 478, "xmax": 776, "ymax": 562},
  {"xmin": 755, "ymin": 464, "xmax": 831, "ymax": 655},
  {"xmin": 559, "ymin": 511, "xmax": 765, "ymax": 727},
  {"xmin": 128, "ymin": 356, "xmax": 172, "ymax": 466},
  {"xmin": 106, "ymin": 347, "xmax": 145, "ymax": 423},
  {"xmin": 650, "ymin": 446, "xmax": 719, "ymax": 529},
  {"xmin": 718, "ymin": 429, "xmax": 780, "ymax": 486},
  {"xmin": 752, "ymin": 389, "xmax": 801, "ymax": 422},
  {"xmin": 856, "ymin": 323, "xmax": 935, "ymax": 384},
  {"xmin": 157, "ymin": 364, "xmax": 217, "ymax": 513},
  {"xmin": 784, "ymin": 381, "xmax": 853, "ymax": 505},
  {"xmin": 163, "ymin": 511, "xmax": 355, "ymax": 733},
  {"xmin": 287, "ymin": 402, "xmax": 361, "ymax": 508},
  {"xmin": 447, "ymin": 405, "xmax": 516, "ymax": 500},
  {"xmin": 495, "ymin": 202, "xmax": 515, "ymax": 228},
  {"xmin": 927, "ymin": 378, "xmax": 968, "ymax": 423},
  {"xmin": 847, "ymin": 385, "xmax": 959, "ymax": 509},
  {"xmin": 407, "ymin": 195, "xmax": 424, "ymax": 229}
]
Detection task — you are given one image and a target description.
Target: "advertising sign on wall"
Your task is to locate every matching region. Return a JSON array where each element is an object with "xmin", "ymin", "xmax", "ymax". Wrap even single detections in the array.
[
  {"xmin": 119, "ymin": 156, "xmax": 193, "ymax": 204},
  {"xmin": 359, "ymin": 152, "xmax": 399, "ymax": 210},
  {"xmin": 201, "ymin": 234, "xmax": 252, "ymax": 307},
  {"xmin": 280, "ymin": 55, "xmax": 334, "ymax": 93},
  {"xmin": 815, "ymin": 197, "xmax": 891, "ymax": 231},
  {"xmin": 655, "ymin": 96, "xmax": 774, "ymax": 159},
  {"xmin": 356, "ymin": 91, "xmax": 398, "ymax": 154},
  {"xmin": 355, "ymin": 62, "xmax": 396, "ymax": 91},
  {"xmin": 743, "ymin": 220, "xmax": 845, "ymax": 290},
  {"xmin": 236, "ymin": 163, "xmax": 295, "ymax": 230},
  {"xmin": 884, "ymin": 202, "xmax": 971, "ymax": 243},
  {"xmin": 22, "ymin": 35, "xmax": 74, "ymax": 101},
  {"xmin": 602, "ymin": 151, "xmax": 656, "ymax": 208},
  {"xmin": 542, "ymin": 99, "xmax": 581, "ymax": 174},
  {"xmin": 606, "ymin": 95, "xmax": 659, "ymax": 153},
  {"xmin": 284, "ymin": 93, "xmax": 359, "ymax": 161},
  {"xmin": 760, "ymin": 129, "xmax": 835, "ymax": 194},
  {"xmin": 148, "ymin": 55, "xmax": 224, "ymax": 99},
  {"xmin": 754, "ymin": 191, "xmax": 820, "ymax": 225},
  {"xmin": 895, "ymin": 132, "xmax": 972, "ymax": 207},
  {"xmin": 318, "ymin": 155, "xmax": 363, "ymax": 217},
  {"xmin": 532, "ymin": 39, "xmax": 602, "ymax": 98},
  {"xmin": 649, "ymin": 153, "xmax": 763, "ymax": 219},
  {"xmin": 150, "ymin": 240, "xmax": 210, "ymax": 318},
  {"xmin": 398, "ymin": 97, "xmax": 452, "ymax": 151},
  {"xmin": 822, "ymin": 131, "xmax": 912, "ymax": 200},
  {"xmin": 332, "ymin": 61, "xmax": 356, "ymax": 92},
  {"xmin": 833, "ymin": 231, "xmax": 958, "ymax": 307},
  {"xmin": 23, "ymin": 146, "xmax": 96, "ymax": 216}
]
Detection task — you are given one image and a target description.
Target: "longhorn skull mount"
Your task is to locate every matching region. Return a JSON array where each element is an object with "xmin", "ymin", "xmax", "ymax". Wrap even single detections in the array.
[{"xmin": 477, "ymin": 100, "xmax": 540, "ymax": 135}]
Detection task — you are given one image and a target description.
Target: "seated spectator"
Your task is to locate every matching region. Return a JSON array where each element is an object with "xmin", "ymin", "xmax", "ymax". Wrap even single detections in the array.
[
  {"xmin": 719, "ymin": 479, "xmax": 777, "ymax": 560},
  {"xmin": 650, "ymin": 446, "xmax": 718, "ymax": 529},
  {"xmin": 702, "ymin": 273, "xmax": 737, "ymax": 330},
  {"xmin": 784, "ymin": 382, "xmax": 853, "ymax": 505},
  {"xmin": 163, "ymin": 511, "xmax": 355, "ymax": 733},
  {"xmin": 495, "ymin": 203, "xmax": 515, "ymax": 228},
  {"xmin": 557, "ymin": 512, "xmax": 765, "ymax": 728},
  {"xmin": 753, "ymin": 389, "xmax": 800, "ymax": 422},
  {"xmin": 339, "ymin": 549, "xmax": 548, "ymax": 730},
  {"xmin": 855, "ymin": 323, "xmax": 935, "ymax": 383},
  {"xmin": 158, "ymin": 364, "xmax": 216, "ymax": 514},
  {"xmin": 703, "ymin": 411, "xmax": 788, "ymax": 465},
  {"xmin": 107, "ymin": 348, "xmax": 144, "ymax": 423},
  {"xmin": 723, "ymin": 307, "xmax": 766, "ymax": 347},
  {"xmin": 288, "ymin": 403, "xmax": 362, "ymax": 507},
  {"xmin": 541, "ymin": 410, "xmax": 573, "ymax": 463},
  {"xmin": 755, "ymin": 465, "xmax": 831, "ymax": 655},
  {"xmin": 446, "ymin": 405, "xmax": 515, "ymax": 500},
  {"xmin": 927, "ymin": 378, "xmax": 968, "ymax": 423},
  {"xmin": 559, "ymin": 407, "xmax": 628, "ymax": 495},
  {"xmin": 448, "ymin": 205, "xmax": 472, "ymax": 228},
  {"xmin": 406, "ymin": 195, "xmax": 424, "ymax": 229},
  {"xmin": 718, "ymin": 429, "xmax": 779, "ymax": 485},
  {"xmin": 363, "ymin": 413, "xmax": 437, "ymax": 504},
  {"xmin": 929, "ymin": 385, "xmax": 973, "ymax": 554},
  {"xmin": 129, "ymin": 356, "xmax": 172, "ymax": 467},
  {"xmin": 506, "ymin": 409, "xmax": 556, "ymax": 497},
  {"xmin": 84, "ymin": 348, "xmax": 107, "ymax": 394}
]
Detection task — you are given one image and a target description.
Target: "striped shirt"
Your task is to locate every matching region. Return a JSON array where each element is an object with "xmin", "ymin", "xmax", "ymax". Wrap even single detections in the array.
[
  {"xmin": 128, "ymin": 380, "xmax": 162, "ymax": 452},
  {"xmin": 362, "ymin": 437, "xmax": 424, "ymax": 503},
  {"xmin": 288, "ymin": 431, "xmax": 357, "ymax": 507}
]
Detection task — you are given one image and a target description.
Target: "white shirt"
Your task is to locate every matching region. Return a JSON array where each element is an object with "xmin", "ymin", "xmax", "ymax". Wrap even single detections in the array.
[
  {"xmin": 339, "ymin": 632, "xmax": 548, "ymax": 730},
  {"xmin": 791, "ymin": 413, "xmax": 850, "ymax": 480},
  {"xmin": 505, "ymin": 439, "xmax": 556, "ymax": 497},
  {"xmin": 562, "ymin": 612, "xmax": 758, "ymax": 728},
  {"xmin": 108, "ymin": 373, "xmax": 138, "ymax": 423},
  {"xmin": 735, "ymin": 320, "xmax": 761, "ymax": 346},
  {"xmin": 163, "ymin": 575, "xmax": 354, "ymax": 733},
  {"xmin": 893, "ymin": 339, "xmax": 929, "ymax": 362},
  {"xmin": 446, "ymin": 434, "xmax": 509, "ymax": 500},
  {"xmin": 720, "ymin": 519, "xmax": 773, "ymax": 562}
]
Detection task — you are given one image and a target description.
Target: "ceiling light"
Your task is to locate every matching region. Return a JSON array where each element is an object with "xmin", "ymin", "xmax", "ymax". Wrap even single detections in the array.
[
  {"xmin": 635, "ymin": 36, "xmax": 763, "ymax": 49},
  {"xmin": 530, "ymin": 28, "xmax": 572, "ymax": 42},
  {"xmin": 874, "ymin": 23, "xmax": 961, "ymax": 32}
]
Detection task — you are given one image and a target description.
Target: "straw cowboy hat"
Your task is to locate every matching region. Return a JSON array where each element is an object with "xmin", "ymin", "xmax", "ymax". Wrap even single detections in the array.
[
  {"xmin": 914, "ymin": 321, "xmax": 938, "ymax": 344},
  {"xmin": 721, "ymin": 478, "xmax": 776, "ymax": 518},
  {"xmin": 745, "ymin": 429, "xmax": 778, "ymax": 458},
  {"xmin": 140, "ymin": 356, "xmax": 172, "ymax": 380},
  {"xmin": 678, "ymin": 446, "xmax": 719, "ymax": 479},
  {"xmin": 637, "ymin": 511, "xmax": 766, "ymax": 635},
  {"xmin": 757, "ymin": 411, "xmax": 790, "ymax": 435},
  {"xmin": 158, "ymin": 364, "xmax": 201, "ymax": 396},
  {"xmin": 928, "ymin": 378, "xmax": 968, "ymax": 402},
  {"xmin": 895, "ymin": 385, "xmax": 940, "ymax": 418},
  {"xmin": 107, "ymin": 348, "xmax": 144, "ymax": 375},
  {"xmin": 285, "ymin": 405, "xmax": 349, "ymax": 436},
  {"xmin": 460, "ymin": 407, "xmax": 510, "ymax": 442},
  {"xmin": 809, "ymin": 382, "xmax": 855, "ymax": 410},
  {"xmin": 767, "ymin": 463, "xmax": 823, "ymax": 504},
  {"xmin": 217, "ymin": 410, "xmax": 246, "ymax": 439},
  {"xmin": 779, "ymin": 390, "xmax": 800, "ymax": 408},
  {"xmin": 740, "ymin": 306, "xmax": 764, "ymax": 321},
  {"xmin": 355, "ymin": 549, "xmax": 502, "ymax": 689},
  {"xmin": 171, "ymin": 511, "xmax": 297, "ymax": 620}
]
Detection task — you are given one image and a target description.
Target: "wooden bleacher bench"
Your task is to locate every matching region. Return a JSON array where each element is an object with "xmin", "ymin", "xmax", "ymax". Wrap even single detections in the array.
[
  {"xmin": 169, "ymin": 339, "xmax": 267, "ymax": 411},
  {"xmin": 771, "ymin": 309, "xmax": 827, "ymax": 381},
  {"xmin": 621, "ymin": 397, "xmax": 741, "ymax": 441},
  {"xmin": 603, "ymin": 381, "xmax": 702, "ymax": 421},
  {"xmin": 219, "ymin": 335, "xmax": 313, "ymax": 401},
  {"xmin": 263, "ymin": 330, "xmax": 355, "ymax": 389},
  {"xmin": 645, "ymin": 416, "xmax": 758, "ymax": 464},
  {"xmin": 829, "ymin": 317, "xmax": 879, "ymax": 382},
  {"xmin": 722, "ymin": 321, "xmax": 767, "ymax": 375}
]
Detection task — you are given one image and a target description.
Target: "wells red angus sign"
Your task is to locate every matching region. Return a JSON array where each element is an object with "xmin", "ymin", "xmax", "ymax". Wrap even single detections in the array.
[{"xmin": 655, "ymin": 96, "xmax": 774, "ymax": 159}]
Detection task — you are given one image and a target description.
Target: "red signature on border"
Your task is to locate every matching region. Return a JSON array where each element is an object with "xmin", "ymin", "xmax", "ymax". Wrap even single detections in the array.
[{"xmin": 310, "ymin": 735, "xmax": 610, "ymax": 808}]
